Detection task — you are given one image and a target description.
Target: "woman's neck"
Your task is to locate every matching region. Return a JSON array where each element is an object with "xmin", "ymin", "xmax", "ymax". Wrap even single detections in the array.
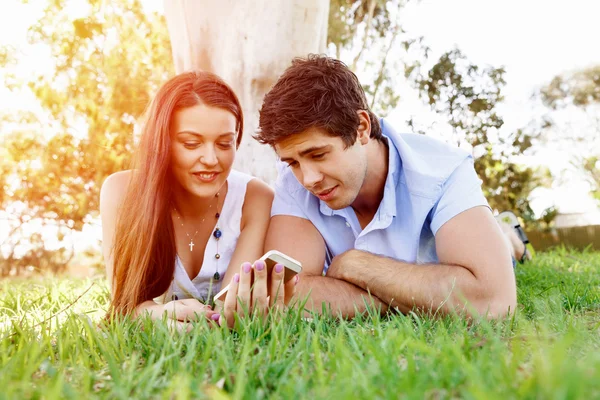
[{"xmin": 171, "ymin": 183, "xmax": 226, "ymax": 220}]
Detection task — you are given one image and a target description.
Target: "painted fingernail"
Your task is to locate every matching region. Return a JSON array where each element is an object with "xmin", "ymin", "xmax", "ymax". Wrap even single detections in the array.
[
  {"xmin": 211, "ymin": 313, "xmax": 221, "ymax": 321},
  {"xmin": 234, "ymin": 273, "xmax": 240, "ymax": 283},
  {"xmin": 295, "ymin": 275, "xmax": 300, "ymax": 285},
  {"xmin": 255, "ymin": 260, "xmax": 265, "ymax": 271},
  {"xmin": 275, "ymin": 263, "xmax": 283, "ymax": 273},
  {"xmin": 242, "ymin": 262, "xmax": 252, "ymax": 274}
]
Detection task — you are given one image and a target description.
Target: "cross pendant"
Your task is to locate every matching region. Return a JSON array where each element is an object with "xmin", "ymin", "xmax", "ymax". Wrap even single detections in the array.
[{"xmin": 189, "ymin": 240, "xmax": 195, "ymax": 252}]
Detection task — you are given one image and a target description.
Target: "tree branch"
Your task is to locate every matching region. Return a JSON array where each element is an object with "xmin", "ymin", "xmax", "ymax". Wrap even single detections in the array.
[{"xmin": 350, "ymin": 0, "xmax": 377, "ymax": 71}]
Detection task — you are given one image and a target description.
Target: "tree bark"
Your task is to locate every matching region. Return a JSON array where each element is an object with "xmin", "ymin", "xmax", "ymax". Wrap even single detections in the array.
[{"xmin": 163, "ymin": 0, "xmax": 330, "ymax": 183}]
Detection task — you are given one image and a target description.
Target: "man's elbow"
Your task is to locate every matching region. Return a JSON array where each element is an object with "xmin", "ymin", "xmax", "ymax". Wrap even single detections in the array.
[{"xmin": 474, "ymin": 291, "xmax": 517, "ymax": 320}]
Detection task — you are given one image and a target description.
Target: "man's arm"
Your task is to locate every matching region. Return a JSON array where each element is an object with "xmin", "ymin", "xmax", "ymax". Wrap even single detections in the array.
[
  {"xmin": 264, "ymin": 215, "xmax": 387, "ymax": 318},
  {"xmin": 328, "ymin": 206, "xmax": 517, "ymax": 319}
]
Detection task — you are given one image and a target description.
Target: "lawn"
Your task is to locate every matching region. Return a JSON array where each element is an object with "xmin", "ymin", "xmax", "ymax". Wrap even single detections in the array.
[{"xmin": 1, "ymin": 248, "xmax": 600, "ymax": 399}]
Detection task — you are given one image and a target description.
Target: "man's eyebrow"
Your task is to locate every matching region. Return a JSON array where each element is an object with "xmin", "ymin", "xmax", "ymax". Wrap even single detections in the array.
[{"xmin": 298, "ymin": 145, "xmax": 330, "ymax": 157}]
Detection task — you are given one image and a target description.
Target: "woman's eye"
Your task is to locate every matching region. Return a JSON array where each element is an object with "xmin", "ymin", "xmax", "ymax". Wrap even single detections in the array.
[{"xmin": 183, "ymin": 142, "xmax": 200, "ymax": 149}]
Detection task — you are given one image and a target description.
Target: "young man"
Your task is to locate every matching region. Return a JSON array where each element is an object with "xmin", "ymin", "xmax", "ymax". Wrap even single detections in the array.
[{"xmin": 256, "ymin": 54, "xmax": 518, "ymax": 319}]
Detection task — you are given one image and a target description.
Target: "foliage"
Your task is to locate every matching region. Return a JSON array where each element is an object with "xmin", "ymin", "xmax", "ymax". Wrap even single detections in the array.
[
  {"xmin": 0, "ymin": 0, "xmax": 173, "ymax": 274},
  {"xmin": 579, "ymin": 156, "xmax": 600, "ymax": 204},
  {"xmin": 407, "ymin": 48, "xmax": 548, "ymax": 219},
  {"xmin": 328, "ymin": 0, "xmax": 416, "ymax": 115},
  {"xmin": 540, "ymin": 65, "xmax": 600, "ymax": 205},
  {"xmin": 1, "ymin": 250, "xmax": 600, "ymax": 398},
  {"xmin": 540, "ymin": 66, "xmax": 600, "ymax": 110}
]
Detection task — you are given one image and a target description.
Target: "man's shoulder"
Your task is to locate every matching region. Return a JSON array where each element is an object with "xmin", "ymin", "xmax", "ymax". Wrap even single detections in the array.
[
  {"xmin": 274, "ymin": 162, "xmax": 306, "ymax": 194},
  {"xmin": 398, "ymin": 132, "xmax": 467, "ymax": 157},
  {"xmin": 382, "ymin": 120, "xmax": 473, "ymax": 199}
]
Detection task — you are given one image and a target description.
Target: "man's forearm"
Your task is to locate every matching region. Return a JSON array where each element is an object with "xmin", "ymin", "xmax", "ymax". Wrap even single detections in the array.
[
  {"xmin": 335, "ymin": 251, "xmax": 515, "ymax": 318},
  {"xmin": 296, "ymin": 275, "xmax": 388, "ymax": 318}
]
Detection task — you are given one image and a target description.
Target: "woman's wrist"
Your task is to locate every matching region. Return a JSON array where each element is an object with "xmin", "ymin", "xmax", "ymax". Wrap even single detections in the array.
[{"xmin": 134, "ymin": 300, "xmax": 162, "ymax": 319}]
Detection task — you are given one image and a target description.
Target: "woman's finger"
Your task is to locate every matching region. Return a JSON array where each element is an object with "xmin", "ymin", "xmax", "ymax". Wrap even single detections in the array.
[
  {"xmin": 284, "ymin": 274, "xmax": 299, "ymax": 305},
  {"xmin": 172, "ymin": 299, "xmax": 214, "ymax": 322},
  {"xmin": 269, "ymin": 263, "xmax": 286, "ymax": 309},
  {"xmin": 221, "ymin": 273, "xmax": 240, "ymax": 328},
  {"xmin": 167, "ymin": 319, "xmax": 193, "ymax": 334},
  {"xmin": 237, "ymin": 262, "xmax": 252, "ymax": 317},
  {"xmin": 252, "ymin": 259, "xmax": 268, "ymax": 317}
]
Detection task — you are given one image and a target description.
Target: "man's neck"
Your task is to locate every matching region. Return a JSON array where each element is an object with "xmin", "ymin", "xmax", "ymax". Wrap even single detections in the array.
[{"xmin": 351, "ymin": 138, "xmax": 389, "ymax": 228}]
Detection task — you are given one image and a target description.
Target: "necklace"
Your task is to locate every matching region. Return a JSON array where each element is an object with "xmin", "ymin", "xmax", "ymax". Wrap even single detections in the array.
[
  {"xmin": 173, "ymin": 194, "xmax": 219, "ymax": 252},
  {"xmin": 172, "ymin": 191, "xmax": 224, "ymax": 283},
  {"xmin": 213, "ymin": 191, "xmax": 223, "ymax": 282}
]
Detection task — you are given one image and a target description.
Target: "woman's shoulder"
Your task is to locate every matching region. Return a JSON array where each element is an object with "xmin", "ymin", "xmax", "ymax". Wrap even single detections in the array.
[
  {"xmin": 239, "ymin": 175, "xmax": 274, "ymax": 229},
  {"xmin": 228, "ymin": 170, "xmax": 273, "ymax": 197},
  {"xmin": 101, "ymin": 170, "xmax": 134, "ymax": 194},
  {"xmin": 245, "ymin": 177, "xmax": 274, "ymax": 201},
  {"xmin": 227, "ymin": 170, "xmax": 273, "ymax": 211},
  {"xmin": 100, "ymin": 170, "xmax": 135, "ymax": 211}
]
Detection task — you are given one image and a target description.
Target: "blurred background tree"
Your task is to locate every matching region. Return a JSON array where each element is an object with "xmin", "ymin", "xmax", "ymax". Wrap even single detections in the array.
[
  {"xmin": 539, "ymin": 65, "xmax": 600, "ymax": 206},
  {"xmin": 0, "ymin": 0, "xmax": 172, "ymax": 275},
  {"xmin": 0, "ymin": 0, "xmax": 558, "ymax": 275},
  {"xmin": 406, "ymin": 48, "xmax": 550, "ymax": 222}
]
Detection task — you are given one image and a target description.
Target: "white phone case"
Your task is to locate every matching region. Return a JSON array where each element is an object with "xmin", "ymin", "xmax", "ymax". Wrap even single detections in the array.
[{"xmin": 213, "ymin": 250, "xmax": 302, "ymax": 302}]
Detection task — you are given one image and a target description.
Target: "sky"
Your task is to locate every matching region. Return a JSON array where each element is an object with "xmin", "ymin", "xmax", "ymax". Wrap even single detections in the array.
[{"xmin": 1, "ymin": 0, "xmax": 600, "ymax": 254}]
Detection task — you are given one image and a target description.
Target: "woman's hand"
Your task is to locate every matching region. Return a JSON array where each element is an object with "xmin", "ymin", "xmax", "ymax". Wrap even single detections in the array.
[
  {"xmin": 136, "ymin": 298, "xmax": 220, "ymax": 332},
  {"xmin": 219, "ymin": 260, "xmax": 298, "ymax": 328}
]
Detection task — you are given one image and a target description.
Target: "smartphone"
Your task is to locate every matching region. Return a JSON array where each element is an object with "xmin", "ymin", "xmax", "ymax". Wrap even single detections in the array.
[{"xmin": 213, "ymin": 250, "xmax": 302, "ymax": 302}]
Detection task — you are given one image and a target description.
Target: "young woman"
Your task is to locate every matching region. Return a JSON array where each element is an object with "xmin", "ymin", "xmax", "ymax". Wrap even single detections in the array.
[{"xmin": 100, "ymin": 71, "xmax": 295, "ymax": 330}]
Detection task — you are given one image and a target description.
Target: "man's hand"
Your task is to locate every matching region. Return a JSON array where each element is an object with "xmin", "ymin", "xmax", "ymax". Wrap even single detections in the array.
[{"xmin": 326, "ymin": 249, "xmax": 364, "ymax": 281}]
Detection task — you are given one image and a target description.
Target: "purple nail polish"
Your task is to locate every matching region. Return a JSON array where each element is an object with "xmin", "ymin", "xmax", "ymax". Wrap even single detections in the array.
[
  {"xmin": 255, "ymin": 260, "xmax": 265, "ymax": 271},
  {"xmin": 275, "ymin": 263, "xmax": 283, "ymax": 273},
  {"xmin": 211, "ymin": 313, "xmax": 220, "ymax": 321},
  {"xmin": 234, "ymin": 273, "xmax": 240, "ymax": 283},
  {"xmin": 243, "ymin": 262, "xmax": 252, "ymax": 274}
]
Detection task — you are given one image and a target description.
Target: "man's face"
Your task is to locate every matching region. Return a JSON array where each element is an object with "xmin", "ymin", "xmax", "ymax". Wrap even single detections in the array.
[{"xmin": 275, "ymin": 127, "xmax": 368, "ymax": 210}]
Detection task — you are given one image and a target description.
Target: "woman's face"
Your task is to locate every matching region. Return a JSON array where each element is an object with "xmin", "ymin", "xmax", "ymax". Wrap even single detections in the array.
[{"xmin": 170, "ymin": 104, "xmax": 238, "ymax": 198}]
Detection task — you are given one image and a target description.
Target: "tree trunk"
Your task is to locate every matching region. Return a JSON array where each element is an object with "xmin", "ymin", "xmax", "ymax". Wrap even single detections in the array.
[{"xmin": 163, "ymin": 0, "xmax": 330, "ymax": 183}]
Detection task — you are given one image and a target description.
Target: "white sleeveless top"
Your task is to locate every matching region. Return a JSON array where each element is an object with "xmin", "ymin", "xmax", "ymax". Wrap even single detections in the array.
[{"xmin": 155, "ymin": 170, "xmax": 254, "ymax": 304}]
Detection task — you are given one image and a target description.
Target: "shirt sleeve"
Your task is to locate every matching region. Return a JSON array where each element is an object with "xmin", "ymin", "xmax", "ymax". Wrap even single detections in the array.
[
  {"xmin": 270, "ymin": 165, "xmax": 309, "ymax": 219},
  {"xmin": 429, "ymin": 156, "xmax": 490, "ymax": 235}
]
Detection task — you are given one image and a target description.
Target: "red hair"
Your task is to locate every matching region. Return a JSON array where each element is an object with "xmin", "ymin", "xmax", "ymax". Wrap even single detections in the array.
[{"xmin": 109, "ymin": 71, "xmax": 243, "ymax": 315}]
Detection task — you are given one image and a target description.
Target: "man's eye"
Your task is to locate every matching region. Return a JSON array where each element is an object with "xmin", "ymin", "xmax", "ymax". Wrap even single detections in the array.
[
  {"xmin": 218, "ymin": 142, "xmax": 234, "ymax": 149},
  {"xmin": 287, "ymin": 161, "xmax": 298, "ymax": 168},
  {"xmin": 313, "ymin": 153, "xmax": 326, "ymax": 159}
]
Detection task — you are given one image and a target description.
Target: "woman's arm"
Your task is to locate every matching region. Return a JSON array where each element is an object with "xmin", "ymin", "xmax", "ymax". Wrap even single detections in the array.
[
  {"xmin": 99, "ymin": 170, "xmax": 133, "ymax": 288},
  {"xmin": 221, "ymin": 178, "xmax": 274, "ymax": 285}
]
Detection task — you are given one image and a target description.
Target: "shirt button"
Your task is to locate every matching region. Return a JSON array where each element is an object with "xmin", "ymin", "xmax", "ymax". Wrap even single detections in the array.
[{"xmin": 345, "ymin": 222, "xmax": 351, "ymax": 227}]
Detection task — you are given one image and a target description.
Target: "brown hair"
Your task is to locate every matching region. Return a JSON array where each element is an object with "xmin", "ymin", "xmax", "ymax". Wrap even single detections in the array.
[
  {"xmin": 256, "ymin": 54, "xmax": 381, "ymax": 148},
  {"xmin": 109, "ymin": 71, "xmax": 243, "ymax": 316}
]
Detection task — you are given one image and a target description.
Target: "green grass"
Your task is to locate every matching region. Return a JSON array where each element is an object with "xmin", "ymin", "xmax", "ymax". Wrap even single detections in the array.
[{"xmin": 2, "ymin": 248, "xmax": 600, "ymax": 399}]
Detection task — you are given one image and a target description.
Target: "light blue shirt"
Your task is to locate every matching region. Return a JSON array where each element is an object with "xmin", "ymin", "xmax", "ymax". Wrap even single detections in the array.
[{"xmin": 271, "ymin": 119, "xmax": 489, "ymax": 273}]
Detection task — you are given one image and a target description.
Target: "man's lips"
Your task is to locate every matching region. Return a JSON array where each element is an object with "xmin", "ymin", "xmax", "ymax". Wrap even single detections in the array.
[{"xmin": 315, "ymin": 186, "xmax": 337, "ymax": 201}]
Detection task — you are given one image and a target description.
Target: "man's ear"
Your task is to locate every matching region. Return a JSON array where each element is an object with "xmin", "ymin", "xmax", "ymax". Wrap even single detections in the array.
[{"xmin": 356, "ymin": 110, "xmax": 371, "ymax": 145}]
